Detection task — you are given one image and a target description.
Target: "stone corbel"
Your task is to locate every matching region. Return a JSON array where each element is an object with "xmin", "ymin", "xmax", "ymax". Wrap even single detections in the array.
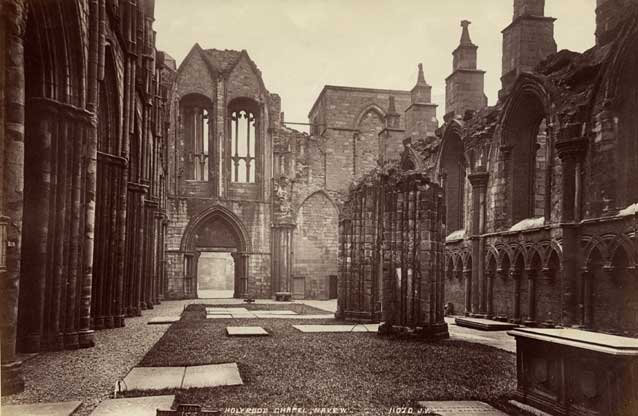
[
  {"xmin": 496, "ymin": 268, "xmax": 507, "ymax": 280},
  {"xmin": 541, "ymin": 267, "xmax": 554, "ymax": 281}
]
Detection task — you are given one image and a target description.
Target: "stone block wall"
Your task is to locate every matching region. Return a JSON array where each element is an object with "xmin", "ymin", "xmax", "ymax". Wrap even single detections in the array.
[
  {"xmin": 294, "ymin": 192, "xmax": 339, "ymax": 300},
  {"xmin": 337, "ymin": 164, "xmax": 448, "ymax": 339}
]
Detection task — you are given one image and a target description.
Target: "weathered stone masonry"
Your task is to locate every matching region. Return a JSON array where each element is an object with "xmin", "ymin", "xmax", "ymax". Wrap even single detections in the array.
[
  {"xmin": 433, "ymin": 0, "xmax": 638, "ymax": 336},
  {"xmin": 1, "ymin": 0, "xmax": 170, "ymax": 395},
  {"xmin": 337, "ymin": 165, "xmax": 448, "ymax": 339}
]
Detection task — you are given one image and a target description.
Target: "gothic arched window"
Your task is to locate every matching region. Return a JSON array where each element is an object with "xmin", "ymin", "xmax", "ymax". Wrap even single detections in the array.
[
  {"xmin": 180, "ymin": 94, "xmax": 211, "ymax": 181},
  {"xmin": 229, "ymin": 99, "xmax": 258, "ymax": 183}
]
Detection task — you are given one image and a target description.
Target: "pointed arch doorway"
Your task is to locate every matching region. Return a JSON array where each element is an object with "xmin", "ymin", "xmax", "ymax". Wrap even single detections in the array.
[{"xmin": 181, "ymin": 207, "xmax": 250, "ymax": 299}]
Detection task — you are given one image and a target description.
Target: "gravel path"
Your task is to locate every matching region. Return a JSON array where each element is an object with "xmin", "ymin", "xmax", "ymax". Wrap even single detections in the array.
[{"xmin": 1, "ymin": 300, "xmax": 193, "ymax": 416}]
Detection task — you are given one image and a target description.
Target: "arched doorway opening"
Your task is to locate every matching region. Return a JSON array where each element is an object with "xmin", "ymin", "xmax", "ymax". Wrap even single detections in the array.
[{"xmin": 181, "ymin": 207, "xmax": 249, "ymax": 299}]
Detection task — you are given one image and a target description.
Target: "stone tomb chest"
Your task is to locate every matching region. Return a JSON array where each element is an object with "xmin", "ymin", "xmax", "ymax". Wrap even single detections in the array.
[{"xmin": 509, "ymin": 327, "xmax": 638, "ymax": 416}]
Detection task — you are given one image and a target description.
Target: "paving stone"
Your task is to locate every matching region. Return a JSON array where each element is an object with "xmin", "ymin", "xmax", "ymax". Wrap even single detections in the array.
[
  {"xmin": 417, "ymin": 401, "xmax": 509, "ymax": 415},
  {"xmin": 226, "ymin": 326, "xmax": 269, "ymax": 336},
  {"xmin": 253, "ymin": 313, "xmax": 334, "ymax": 319},
  {"xmin": 2, "ymin": 401, "xmax": 82, "ymax": 416},
  {"xmin": 253, "ymin": 310, "xmax": 297, "ymax": 315},
  {"xmin": 293, "ymin": 324, "xmax": 374, "ymax": 333},
  {"xmin": 230, "ymin": 313, "xmax": 258, "ymax": 318},
  {"xmin": 148, "ymin": 316, "xmax": 181, "ymax": 325},
  {"xmin": 508, "ymin": 400, "xmax": 553, "ymax": 416},
  {"xmin": 182, "ymin": 363, "xmax": 243, "ymax": 388},
  {"xmin": 206, "ymin": 314, "xmax": 233, "ymax": 319},
  {"xmin": 121, "ymin": 366, "xmax": 185, "ymax": 391},
  {"xmin": 206, "ymin": 307, "xmax": 248, "ymax": 313},
  {"xmin": 455, "ymin": 317, "xmax": 517, "ymax": 331},
  {"xmin": 90, "ymin": 395, "xmax": 175, "ymax": 416}
]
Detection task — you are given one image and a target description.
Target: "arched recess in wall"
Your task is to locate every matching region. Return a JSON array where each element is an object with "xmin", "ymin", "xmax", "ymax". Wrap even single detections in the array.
[
  {"xmin": 293, "ymin": 191, "xmax": 339, "ymax": 300},
  {"xmin": 493, "ymin": 250, "xmax": 514, "ymax": 319},
  {"xmin": 501, "ymin": 76, "xmax": 552, "ymax": 225},
  {"xmin": 354, "ymin": 104, "xmax": 385, "ymax": 177},
  {"xmin": 444, "ymin": 253, "xmax": 465, "ymax": 315},
  {"xmin": 180, "ymin": 93, "xmax": 213, "ymax": 182},
  {"xmin": 606, "ymin": 22, "xmax": 638, "ymax": 209},
  {"xmin": 180, "ymin": 206, "xmax": 250, "ymax": 299},
  {"xmin": 17, "ymin": 0, "xmax": 92, "ymax": 353},
  {"xmin": 587, "ymin": 237, "xmax": 638, "ymax": 334},
  {"xmin": 536, "ymin": 246, "xmax": 561, "ymax": 324},
  {"xmin": 510, "ymin": 249, "xmax": 527, "ymax": 323},
  {"xmin": 438, "ymin": 123, "xmax": 467, "ymax": 234}
]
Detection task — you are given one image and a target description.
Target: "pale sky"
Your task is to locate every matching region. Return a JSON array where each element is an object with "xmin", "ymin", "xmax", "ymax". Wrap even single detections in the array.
[{"xmin": 155, "ymin": 0, "xmax": 596, "ymax": 132}]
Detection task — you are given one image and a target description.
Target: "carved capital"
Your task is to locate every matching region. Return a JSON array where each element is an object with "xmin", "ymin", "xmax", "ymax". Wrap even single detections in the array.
[
  {"xmin": 468, "ymin": 171, "xmax": 489, "ymax": 189},
  {"xmin": 556, "ymin": 136, "xmax": 588, "ymax": 162}
]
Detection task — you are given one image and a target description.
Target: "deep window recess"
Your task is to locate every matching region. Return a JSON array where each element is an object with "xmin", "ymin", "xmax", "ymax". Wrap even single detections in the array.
[{"xmin": 231, "ymin": 110, "xmax": 256, "ymax": 183}]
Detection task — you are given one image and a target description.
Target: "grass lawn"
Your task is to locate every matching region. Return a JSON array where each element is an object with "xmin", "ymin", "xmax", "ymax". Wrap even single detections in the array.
[{"xmin": 136, "ymin": 303, "xmax": 517, "ymax": 415}]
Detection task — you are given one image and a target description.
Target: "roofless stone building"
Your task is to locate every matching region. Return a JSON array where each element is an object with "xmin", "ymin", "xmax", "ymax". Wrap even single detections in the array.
[{"xmin": 1, "ymin": 0, "xmax": 637, "ymax": 399}]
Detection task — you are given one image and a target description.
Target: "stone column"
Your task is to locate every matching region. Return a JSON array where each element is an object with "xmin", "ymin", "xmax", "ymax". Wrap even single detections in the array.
[
  {"xmin": 511, "ymin": 269, "xmax": 522, "ymax": 323},
  {"xmin": 271, "ymin": 224, "xmax": 295, "ymax": 295},
  {"xmin": 486, "ymin": 269, "xmax": 495, "ymax": 318},
  {"xmin": 525, "ymin": 267, "xmax": 537, "ymax": 324},
  {"xmin": 580, "ymin": 268, "xmax": 593, "ymax": 328},
  {"xmin": 463, "ymin": 268, "xmax": 472, "ymax": 315},
  {"xmin": 468, "ymin": 170, "xmax": 489, "ymax": 316},
  {"xmin": 556, "ymin": 134, "xmax": 587, "ymax": 327},
  {"xmin": 1, "ymin": 0, "xmax": 26, "ymax": 394}
]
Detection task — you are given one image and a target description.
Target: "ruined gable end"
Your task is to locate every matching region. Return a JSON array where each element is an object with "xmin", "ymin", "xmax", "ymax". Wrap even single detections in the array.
[
  {"xmin": 176, "ymin": 47, "xmax": 215, "ymax": 99},
  {"xmin": 227, "ymin": 53, "xmax": 264, "ymax": 102}
]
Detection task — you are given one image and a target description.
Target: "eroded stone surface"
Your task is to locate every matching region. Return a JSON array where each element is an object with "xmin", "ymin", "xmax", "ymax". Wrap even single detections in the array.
[
  {"xmin": 293, "ymin": 324, "xmax": 376, "ymax": 333},
  {"xmin": 121, "ymin": 366, "xmax": 185, "ymax": 391},
  {"xmin": 182, "ymin": 363, "xmax": 243, "ymax": 388},
  {"xmin": 2, "ymin": 401, "xmax": 82, "ymax": 416},
  {"xmin": 206, "ymin": 314, "xmax": 233, "ymax": 319},
  {"xmin": 148, "ymin": 316, "xmax": 181, "ymax": 325},
  {"xmin": 226, "ymin": 326, "xmax": 269, "ymax": 336},
  {"xmin": 417, "ymin": 401, "xmax": 508, "ymax": 415},
  {"xmin": 90, "ymin": 395, "xmax": 175, "ymax": 416}
]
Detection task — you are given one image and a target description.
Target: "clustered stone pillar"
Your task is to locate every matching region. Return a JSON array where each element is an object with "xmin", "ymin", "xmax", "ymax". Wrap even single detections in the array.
[
  {"xmin": 272, "ymin": 224, "xmax": 295, "ymax": 295},
  {"xmin": 338, "ymin": 179, "xmax": 381, "ymax": 321},
  {"xmin": 1, "ymin": 0, "xmax": 27, "ymax": 394},
  {"xmin": 338, "ymin": 167, "xmax": 448, "ymax": 339},
  {"xmin": 380, "ymin": 173, "xmax": 448, "ymax": 339},
  {"xmin": 468, "ymin": 170, "xmax": 489, "ymax": 317},
  {"xmin": 555, "ymin": 133, "xmax": 588, "ymax": 327}
]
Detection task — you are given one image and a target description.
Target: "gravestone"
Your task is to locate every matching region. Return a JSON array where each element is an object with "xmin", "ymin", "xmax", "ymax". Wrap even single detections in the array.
[
  {"xmin": 226, "ymin": 326, "xmax": 269, "ymax": 336},
  {"xmin": 157, "ymin": 404, "xmax": 220, "ymax": 415}
]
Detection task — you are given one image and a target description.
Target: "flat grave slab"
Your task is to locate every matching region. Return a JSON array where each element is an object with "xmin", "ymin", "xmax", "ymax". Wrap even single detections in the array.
[
  {"xmin": 121, "ymin": 366, "xmax": 185, "ymax": 391},
  {"xmin": 90, "ymin": 395, "xmax": 175, "ymax": 416},
  {"xmin": 226, "ymin": 326, "xmax": 269, "ymax": 336},
  {"xmin": 182, "ymin": 363, "xmax": 243, "ymax": 389},
  {"xmin": 254, "ymin": 313, "xmax": 334, "ymax": 319},
  {"xmin": 252, "ymin": 310, "xmax": 297, "ymax": 315},
  {"xmin": 206, "ymin": 314, "xmax": 233, "ymax": 319},
  {"xmin": 206, "ymin": 307, "xmax": 248, "ymax": 314},
  {"xmin": 2, "ymin": 400, "xmax": 82, "ymax": 416},
  {"xmin": 417, "ymin": 401, "xmax": 509, "ymax": 415},
  {"xmin": 455, "ymin": 317, "xmax": 517, "ymax": 331},
  {"xmin": 293, "ymin": 324, "xmax": 375, "ymax": 333},
  {"xmin": 148, "ymin": 316, "xmax": 181, "ymax": 325},
  {"xmin": 230, "ymin": 313, "xmax": 258, "ymax": 318}
]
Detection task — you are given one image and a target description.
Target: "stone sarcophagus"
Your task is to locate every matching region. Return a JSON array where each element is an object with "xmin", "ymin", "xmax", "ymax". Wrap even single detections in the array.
[
  {"xmin": 509, "ymin": 327, "xmax": 638, "ymax": 416},
  {"xmin": 337, "ymin": 167, "xmax": 449, "ymax": 339}
]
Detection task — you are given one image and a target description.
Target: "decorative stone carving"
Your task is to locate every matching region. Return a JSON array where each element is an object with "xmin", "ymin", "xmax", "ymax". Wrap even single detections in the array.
[{"xmin": 273, "ymin": 175, "xmax": 293, "ymax": 223}]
